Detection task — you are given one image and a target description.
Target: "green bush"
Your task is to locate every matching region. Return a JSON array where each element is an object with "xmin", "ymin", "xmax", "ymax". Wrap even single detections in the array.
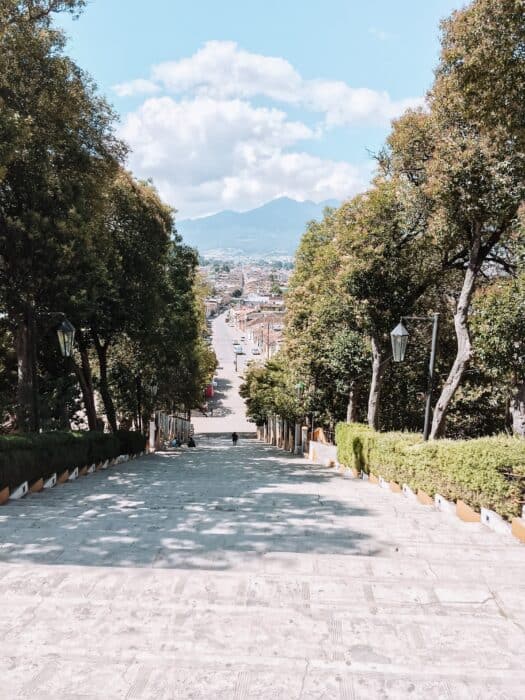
[
  {"xmin": 115, "ymin": 430, "xmax": 147, "ymax": 456},
  {"xmin": 0, "ymin": 430, "xmax": 145, "ymax": 492},
  {"xmin": 336, "ymin": 423, "xmax": 525, "ymax": 520}
]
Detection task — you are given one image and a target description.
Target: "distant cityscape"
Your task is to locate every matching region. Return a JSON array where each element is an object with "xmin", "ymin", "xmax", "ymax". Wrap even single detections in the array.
[{"xmin": 200, "ymin": 259, "xmax": 292, "ymax": 363}]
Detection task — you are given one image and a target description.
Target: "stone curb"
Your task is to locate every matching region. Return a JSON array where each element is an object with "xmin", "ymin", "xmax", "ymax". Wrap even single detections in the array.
[
  {"xmin": 337, "ymin": 462, "xmax": 523, "ymax": 545},
  {"xmin": 29, "ymin": 478, "xmax": 44, "ymax": 494},
  {"xmin": 1, "ymin": 452, "xmax": 142, "ymax": 505}
]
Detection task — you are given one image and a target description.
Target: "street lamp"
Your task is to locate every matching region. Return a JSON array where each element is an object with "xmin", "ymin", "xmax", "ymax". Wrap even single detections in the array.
[
  {"xmin": 390, "ymin": 313, "xmax": 439, "ymax": 441},
  {"xmin": 56, "ymin": 318, "xmax": 76, "ymax": 358},
  {"xmin": 390, "ymin": 321, "xmax": 409, "ymax": 362},
  {"xmin": 294, "ymin": 381, "xmax": 305, "ymax": 454}
]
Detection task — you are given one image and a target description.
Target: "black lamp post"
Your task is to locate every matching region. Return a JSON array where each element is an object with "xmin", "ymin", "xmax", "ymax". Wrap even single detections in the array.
[
  {"xmin": 294, "ymin": 381, "xmax": 305, "ymax": 454},
  {"xmin": 391, "ymin": 313, "xmax": 439, "ymax": 441},
  {"xmin": 56, "ymin": 318, "xmax": 76, "ymax": 358}
]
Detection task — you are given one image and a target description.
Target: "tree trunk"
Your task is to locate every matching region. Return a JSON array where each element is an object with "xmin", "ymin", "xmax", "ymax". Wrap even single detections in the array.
[
  {"xmin": 136, "ymin": 375, "xmax": 143, "ymax": 433},
  {"xmin": 13, "ymin": 305, "xmax": 39, "ymax": 432},
  {"xmin": 72, "ymin": 340, "xmax": 98, "ymax": 431},
  {"xmin": 93, "ymin": 335, "xmax": 117, "ymax": 432},
  {"xmin": 346, "ymin": 382, "xmax": 358, "ymax": 423},
  {"xmin": 367, "ymin": 335, "xmax": 386, "ymax": 430},
  {"xmin": 430, "ymin": 260, "xmax": 479, "ymax": 439},
  {"xmin": 510, "ymin": 381, "xmax": 525, "ymax": 437}
]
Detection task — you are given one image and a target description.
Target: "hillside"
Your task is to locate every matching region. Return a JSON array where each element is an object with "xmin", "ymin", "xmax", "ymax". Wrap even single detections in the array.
[{"xmin": 177, "ymin": 197, "xmax": 339, "ymax": 254}]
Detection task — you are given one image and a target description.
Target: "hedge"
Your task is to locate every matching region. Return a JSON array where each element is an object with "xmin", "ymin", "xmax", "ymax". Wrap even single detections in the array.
[
  {"xmin": 0, "ymin": 430, "xmax": 146, "ymax": 492},
  {"xmin": 336, "ymin": 423, "xmax": 525, "ymax": 520}
]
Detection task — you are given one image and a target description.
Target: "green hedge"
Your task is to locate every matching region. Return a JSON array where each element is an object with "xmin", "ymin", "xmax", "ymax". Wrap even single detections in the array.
[
  {"xmin": 336, "ymin": 423, "xmax": 525, "ymax": 520},
  {"xmin": 0, "ymin": 430, "xmax": 146, "ymax": 492}
]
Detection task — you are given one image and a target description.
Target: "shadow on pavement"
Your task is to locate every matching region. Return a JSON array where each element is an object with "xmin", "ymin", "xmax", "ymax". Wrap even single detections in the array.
[{"xmin": 0, "ymin": 438, "xmax": 377, "ymax": 570}]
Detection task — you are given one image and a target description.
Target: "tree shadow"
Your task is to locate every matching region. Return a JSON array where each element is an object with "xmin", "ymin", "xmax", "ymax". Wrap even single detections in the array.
[
  {"xmin": 0, "ymin": 439, "xmax": 379, "ymax": 570},
  {"xmin": 195, "ymin": 379, "xmax": 234, "ymax": 418}
]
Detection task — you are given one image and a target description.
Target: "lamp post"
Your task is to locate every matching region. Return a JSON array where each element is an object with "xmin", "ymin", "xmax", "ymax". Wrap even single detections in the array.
[
  {"xmin": 17, "ymin": 309, "xmax": 76, "ymax": 432},
  {"xmin": 55, "ymin": 318, "xmax": 76, "ymax": 358},
  {"xmin": 294, "ymin": 381, "xmax": 305, "ymax": 454},
  {"xmin": 391, "ymin": 313, "xmax": 439, "ymax": 441}
]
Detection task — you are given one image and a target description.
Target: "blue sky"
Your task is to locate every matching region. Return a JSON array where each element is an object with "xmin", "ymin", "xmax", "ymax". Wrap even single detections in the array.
[{"xmin": 59, "ymin": 0, "xmax": 464, "ymax": 218}]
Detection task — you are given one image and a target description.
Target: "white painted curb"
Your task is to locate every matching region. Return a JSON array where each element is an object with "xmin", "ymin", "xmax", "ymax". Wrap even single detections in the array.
[
  {"xmin": 402, "ymin": 484, "xmax": 417, "ymax": 500},
  {"xmin": 361, "ymin": 473, "xmax": 369, "ymax": 481},
  {"xmin": 379, "ymin": 477, "xmax": 390, "ymax": 489},
  {"xmin": 68, "ymin": 467, "xmax": 79, "ymax": 481},
  {"xmin": 10, "ymin": 481, "xmax": 29, "ymax": 499},
  {"xmin": 434, "ymin": 493, "xmax": 456, "ymax": 516},
  {"xmin": 43, "ymin": 474, "xmax": 57, "ymax": 489},
  {"xmin": 481, "ymin": 507, "xmax": 511, "ymax": 536},
  {"xmin": 87, "ymin": 464, "xmax": 96, "ymax": 474}
]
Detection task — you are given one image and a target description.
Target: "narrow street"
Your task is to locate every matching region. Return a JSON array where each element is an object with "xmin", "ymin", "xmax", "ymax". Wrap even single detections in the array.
[
  {"xmin": 1, "ymin": 437, "xmax": 524, "ymax": 698},
  {"xmin": 191, "ymin": 311, "xmax": 256, "ymax": 436}
]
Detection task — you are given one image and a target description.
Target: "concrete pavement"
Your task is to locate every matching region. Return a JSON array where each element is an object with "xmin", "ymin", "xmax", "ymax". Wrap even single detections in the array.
[
  {"xmin": 1, "ymin": 437, "xmax": 524, "ymax": 698},
  {"xmin": 192, "ymin": 311, "xmax": 256, "ymax": 435}
]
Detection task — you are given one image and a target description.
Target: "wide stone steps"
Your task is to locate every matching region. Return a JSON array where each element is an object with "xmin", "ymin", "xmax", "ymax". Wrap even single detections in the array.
[{"xmin": 1, "ymin": 440, "xmax": 524, "ymax": 698}]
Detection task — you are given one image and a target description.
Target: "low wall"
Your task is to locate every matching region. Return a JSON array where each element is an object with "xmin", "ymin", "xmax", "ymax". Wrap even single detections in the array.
[{"xmin": 308, "ymin": 440, "xmax": 338, "ymax": 467}]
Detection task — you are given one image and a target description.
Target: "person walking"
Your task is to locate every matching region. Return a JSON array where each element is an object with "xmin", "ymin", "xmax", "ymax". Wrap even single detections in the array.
[{"xmin": 232, "ymin": 432, "xmax": 238, "ymax": 446}]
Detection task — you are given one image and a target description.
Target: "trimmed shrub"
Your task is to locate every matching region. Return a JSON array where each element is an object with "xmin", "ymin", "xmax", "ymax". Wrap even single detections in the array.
[
  {"xmin": 115, "ymin": 430, "xmax": 147, "ymax": 456},
  {"xmin": 0, "ymin": 430, "xmax": 144, "ymax": 492},
  {"xmin": 336, "ymin": 423, "xmax": 525, "ymax": 520}
]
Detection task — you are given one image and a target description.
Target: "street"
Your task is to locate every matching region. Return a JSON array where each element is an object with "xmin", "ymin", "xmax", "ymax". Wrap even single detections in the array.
[{"xmin": 191, "ymin": 311, "xmax": 256, "ymax": 435}]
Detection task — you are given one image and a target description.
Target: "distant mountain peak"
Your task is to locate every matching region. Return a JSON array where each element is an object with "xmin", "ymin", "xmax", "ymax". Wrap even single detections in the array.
[{"xmin": 178, "ymin": 197, "xmax": 340, "ymax": 255}]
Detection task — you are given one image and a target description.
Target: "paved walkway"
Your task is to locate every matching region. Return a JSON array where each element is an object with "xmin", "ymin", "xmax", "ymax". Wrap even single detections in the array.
[
  {"xmin": 1, "ymin": 437, "xmax": 524, "ymax": 698},
  {"xmin": 191, "ymin": 312, "xmax": 256, "ymax": 435}
]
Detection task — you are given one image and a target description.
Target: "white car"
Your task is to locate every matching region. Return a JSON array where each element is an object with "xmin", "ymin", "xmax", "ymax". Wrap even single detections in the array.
[{"xmin": 251, "ymin": 347, "xmax": 261, "ymax": 355}]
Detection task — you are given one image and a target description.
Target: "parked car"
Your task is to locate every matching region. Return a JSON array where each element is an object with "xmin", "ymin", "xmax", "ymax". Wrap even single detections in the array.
[{"xmin": 251, "ymin": 347, "xmax": 261, "ymax": 355}]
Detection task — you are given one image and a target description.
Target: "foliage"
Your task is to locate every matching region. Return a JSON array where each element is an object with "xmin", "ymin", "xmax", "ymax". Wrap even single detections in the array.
[
  {"xmin": 0, "ymin": 5, "xmax": 214, "ymax": 433},
  {"xmin": 244, "ymin": 0, "xmax": 525, "ymax": 441},
  {"xmin": 336, "ymin": 423, "xmax": 525, "ymax": 520},
  {"xmin": 240, "ymin": 356, "xmax": 300, "ymax": 426},
  {"xmin": 471, "ymin": 272, "xmax": 525, "ymax": 435}
]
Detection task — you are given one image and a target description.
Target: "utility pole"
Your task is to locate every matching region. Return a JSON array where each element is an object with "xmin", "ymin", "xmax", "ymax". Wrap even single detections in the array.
[{"xmin": 267, "ymin": 322, "xmax": 270, "ymax": 360}]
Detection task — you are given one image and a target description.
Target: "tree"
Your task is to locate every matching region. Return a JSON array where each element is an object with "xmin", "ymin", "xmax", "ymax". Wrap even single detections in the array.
[
  {"xmin": 424, "ymin": 0, "xmax": 525, "ymax": 437},
  {"xmin": 240, "ymin": 357, "xmax": 299, "ymax": 426},
  {"xmin": 472, "ymin": 273, "xmax": 525, "ymax": 436},
  {"xmin": 0, "ymin": 5, "xmax": 122, "ymax": 430},
  {"xmin": 335, "ymin": 180, "xmax": 439, "ymax": 429}
]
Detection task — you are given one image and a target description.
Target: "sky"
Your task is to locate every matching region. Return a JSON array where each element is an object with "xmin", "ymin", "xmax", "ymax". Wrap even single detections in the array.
[{"xmin": 58, "ymin": 0, "xmax": 464, "ymax": 219}]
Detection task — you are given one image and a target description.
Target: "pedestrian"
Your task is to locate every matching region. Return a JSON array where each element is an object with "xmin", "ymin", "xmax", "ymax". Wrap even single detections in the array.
[
  {"xmin": 188, "ymin": 436, "xmax": 196, "ymax": 448},
  {"xmin": 232, "ymin": 432, "xmax": 238, "ymax": 446}
]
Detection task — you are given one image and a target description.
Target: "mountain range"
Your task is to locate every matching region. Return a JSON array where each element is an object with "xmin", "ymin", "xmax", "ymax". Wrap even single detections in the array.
[{"xmin": 177, "ymin": 197, "xmax": 339, "ymax": 255}]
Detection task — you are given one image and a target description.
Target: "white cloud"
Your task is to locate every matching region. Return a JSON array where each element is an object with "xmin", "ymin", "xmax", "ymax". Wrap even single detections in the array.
[
  {"xmin": 119, "ymin": 95, "xmax": 370, "ymax": 217},
  {"xmin": 112, "ymin": 78, "xmax": 161, "ymax": 98},
  {"xmin": 114, "ymin": 41, "xmax": 423, "ymax": 127},
  {"xmin": 114, "ymin": 41, "xmax": 421, "ymax": 217},
  {"xmin": 151, "ymin": 41, "xmax": 302, "ymax": 104}
]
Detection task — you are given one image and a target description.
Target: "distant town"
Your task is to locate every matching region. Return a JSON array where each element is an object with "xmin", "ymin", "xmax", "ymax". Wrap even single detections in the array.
[{"xmin": 200, "ymin": 257, "xmax": 293, "ymax": 363}]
